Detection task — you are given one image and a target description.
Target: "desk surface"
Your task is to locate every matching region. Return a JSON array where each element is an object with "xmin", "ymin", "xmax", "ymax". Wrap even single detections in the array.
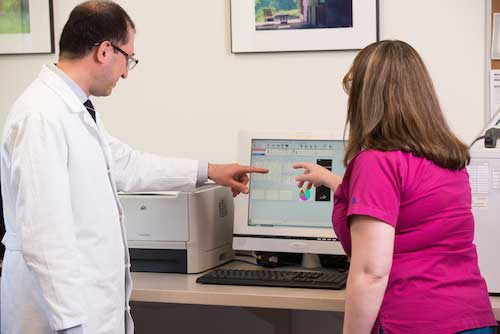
[{"xmin": 131, "ymin": 262, "xmax": 500, "ymax": 320}]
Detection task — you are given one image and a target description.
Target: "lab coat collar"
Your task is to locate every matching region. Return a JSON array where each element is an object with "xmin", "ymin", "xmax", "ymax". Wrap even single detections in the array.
[
  {"xmin": 50, "ymin": 64, "xmax": 88, "ymax": 104},
  {"xmin": 38, "ymin": 65, "xmax": 87, "ymax": 114}
]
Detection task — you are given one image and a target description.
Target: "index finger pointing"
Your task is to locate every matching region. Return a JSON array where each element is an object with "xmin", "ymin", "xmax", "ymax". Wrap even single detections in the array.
[
  {"xmin": 293, "ymin": 162, "xmax": 313, "ymax": 170},
  {"xmin": 239, "ymin": 165, "xmax": 269, "ymax": 174}
]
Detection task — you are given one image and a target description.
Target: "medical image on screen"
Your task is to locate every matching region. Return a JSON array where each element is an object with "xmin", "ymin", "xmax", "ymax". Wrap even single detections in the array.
[
  {"xmin": 316, "ymin": 159, "xmax": 332, "ymax": 202},
  {"xmin": 248, "ymin": 139, "xmax": 345, "ymax": 229}
]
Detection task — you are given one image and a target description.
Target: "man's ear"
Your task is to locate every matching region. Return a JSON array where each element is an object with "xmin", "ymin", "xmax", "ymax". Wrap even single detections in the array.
[{"xmin": 95, "ymin": 41, "xmax": 112, "ymax": 64}]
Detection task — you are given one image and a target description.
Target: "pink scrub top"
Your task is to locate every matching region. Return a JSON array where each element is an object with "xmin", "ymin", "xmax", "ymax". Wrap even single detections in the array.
[{"xmin": 332, "ymin": 149, "xmax": 496, "ymax": 334}]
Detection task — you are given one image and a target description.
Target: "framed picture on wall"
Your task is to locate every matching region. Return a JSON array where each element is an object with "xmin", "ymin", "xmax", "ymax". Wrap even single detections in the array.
[
  {"xmin": 230, "ymin": 0, "xmax": 379, "ymax": 53},
  {"xmin": 0, "ymin": 0, "xmax": 55, "ymax": 55},
  {"xmin": 492, "ymin": 13, "xmax": 500, "ymax": 59}
]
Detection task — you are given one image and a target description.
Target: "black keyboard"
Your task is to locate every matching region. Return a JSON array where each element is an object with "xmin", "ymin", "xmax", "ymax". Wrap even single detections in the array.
[{"xmin": 196, "ymin": 268, "xmax": 348, "ymax": 290}]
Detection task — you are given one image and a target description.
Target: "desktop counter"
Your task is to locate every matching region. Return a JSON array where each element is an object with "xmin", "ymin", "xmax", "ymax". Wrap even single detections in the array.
[
  {"xmin": 0, "ymin": 261, "xmax": 496, "ymax": 334},
  {"xmin": 130, "ymin": 262, "xmax": 500, "ymax": 322}
]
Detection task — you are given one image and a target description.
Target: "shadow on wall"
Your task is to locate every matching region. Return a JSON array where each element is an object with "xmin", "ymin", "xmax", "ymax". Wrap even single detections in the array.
[{"xmin": 0, "ymin": 179, "xmax": 4, "ymax": 262}]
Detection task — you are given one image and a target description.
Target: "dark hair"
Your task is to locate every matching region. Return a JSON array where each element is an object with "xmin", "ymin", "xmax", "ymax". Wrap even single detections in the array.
[
  {"xmin": 59, "ymin": 0, "xmax": 135, "ymax": 59},
  {"xmin": 342, "ymin": 40, "xmax": 470, "ymax": 170}
]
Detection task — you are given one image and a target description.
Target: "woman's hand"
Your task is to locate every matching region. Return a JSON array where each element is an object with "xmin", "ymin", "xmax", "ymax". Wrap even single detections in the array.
[{"xmin": 293, "ymin": 162, "xmax": 342, "ymax": 191}]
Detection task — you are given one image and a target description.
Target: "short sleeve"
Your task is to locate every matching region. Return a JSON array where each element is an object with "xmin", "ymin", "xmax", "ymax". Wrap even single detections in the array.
[{"xmin": 345, "ymin": 150, "xmax": 402, "ymax": 227}]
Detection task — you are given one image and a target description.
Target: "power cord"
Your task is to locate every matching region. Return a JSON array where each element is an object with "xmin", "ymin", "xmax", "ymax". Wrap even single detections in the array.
[{"xmin": 470, "ymin": 135, "xmax": 486, "ymax": 148}]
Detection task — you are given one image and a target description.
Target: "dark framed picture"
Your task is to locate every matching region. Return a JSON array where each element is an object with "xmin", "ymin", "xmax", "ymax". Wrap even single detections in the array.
[
  {"xmin": 231, "ymin": 0, "xmax": 379, "ymax": 53},
  {"xmin": 0, "ymin": 0, "xmax": 55, "ymax": 55},
  {"xmin": 492, "ymin": 13, "xmax": 500, "ymax": 59}
]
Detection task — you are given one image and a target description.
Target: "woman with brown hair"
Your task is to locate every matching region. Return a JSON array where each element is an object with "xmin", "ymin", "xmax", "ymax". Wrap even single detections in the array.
[{"xmin": 294, "ymin": 40, "xmax": 497, "ymax": 333}]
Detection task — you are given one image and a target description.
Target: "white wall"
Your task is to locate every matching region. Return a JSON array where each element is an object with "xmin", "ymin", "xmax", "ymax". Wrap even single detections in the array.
[{"xmin": 0, "ymin": 0, "xmax": 486, "ymax": 163}]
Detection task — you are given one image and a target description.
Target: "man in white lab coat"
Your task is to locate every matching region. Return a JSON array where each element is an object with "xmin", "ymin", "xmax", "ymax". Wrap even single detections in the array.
[{"xmin": 0, "ymin": 1, "xmax": 267, "ymax": 334}]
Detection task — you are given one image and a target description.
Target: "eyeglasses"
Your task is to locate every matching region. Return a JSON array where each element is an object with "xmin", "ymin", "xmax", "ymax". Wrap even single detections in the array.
[{"xmin": 93, "ymin": 41, "xmax": 139, "ymax": 71}]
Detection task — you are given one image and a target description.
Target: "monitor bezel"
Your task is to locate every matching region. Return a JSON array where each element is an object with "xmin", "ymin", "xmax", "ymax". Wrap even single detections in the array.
[{"xmin": 234, "ymin": 130, "xmax": 346, "ymax": 254}]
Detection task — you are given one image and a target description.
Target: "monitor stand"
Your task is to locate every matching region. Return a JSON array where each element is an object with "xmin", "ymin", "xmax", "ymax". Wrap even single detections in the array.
[{"xmin": 301, "ymin": 253, "xmax": 321, "ymax": 269}]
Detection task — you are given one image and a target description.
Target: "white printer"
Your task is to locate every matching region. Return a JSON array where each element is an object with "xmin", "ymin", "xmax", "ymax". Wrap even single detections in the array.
[{"xmin": 119, "ymin": 184, "xmax": 234, "ymax": 274}]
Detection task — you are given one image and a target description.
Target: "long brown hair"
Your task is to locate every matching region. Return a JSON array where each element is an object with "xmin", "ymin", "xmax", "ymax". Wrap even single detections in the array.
[{"xmin": 342, "ymin": 40, "xmax": 470, "ymax": 170}]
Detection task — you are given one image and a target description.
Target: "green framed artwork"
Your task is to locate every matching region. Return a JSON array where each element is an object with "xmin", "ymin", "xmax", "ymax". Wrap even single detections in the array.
[{"xmin": 0, "ymin": 0, "xmax": 54, "ymax": 54}]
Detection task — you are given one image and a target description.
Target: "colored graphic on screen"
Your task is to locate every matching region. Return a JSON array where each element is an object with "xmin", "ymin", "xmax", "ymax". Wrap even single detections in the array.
[{"xmin": 299, "ymin": 188, "xmax": 311, "ymax": 201}]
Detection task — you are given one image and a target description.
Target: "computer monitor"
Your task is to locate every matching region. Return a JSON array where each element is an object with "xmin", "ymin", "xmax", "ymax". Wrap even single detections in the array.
[{"xmin": 234, "ymin": 131, "xmax": 346, "ymax": 259}]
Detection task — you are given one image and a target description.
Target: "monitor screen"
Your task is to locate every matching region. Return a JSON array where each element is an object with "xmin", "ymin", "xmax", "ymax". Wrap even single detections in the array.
[
  {"xmin": 249, "ymin": 139, "xmax": 345, "ymax": 229},
  {"xmin": 234, "ymin": 131, "xmax": 347, "ymax": 256}
]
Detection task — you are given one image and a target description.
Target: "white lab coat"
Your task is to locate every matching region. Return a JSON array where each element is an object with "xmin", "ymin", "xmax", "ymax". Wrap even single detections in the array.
[{"xmin": 0, "ymin": 65, "xmax": 200, "ymax": 334}]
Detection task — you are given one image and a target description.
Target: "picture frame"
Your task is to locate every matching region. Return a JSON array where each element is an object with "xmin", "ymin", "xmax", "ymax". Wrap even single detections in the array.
[
  {"xmin": 492, "ymin": 13, "xmax": 500, "ymax": 60},
  {"xmin": 230, "ymin": 0, "xmax": 379, "ymax": 53},
  {"xmin": 0, "ymin": 0, "xmax": 55, "ymax": 55}
]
